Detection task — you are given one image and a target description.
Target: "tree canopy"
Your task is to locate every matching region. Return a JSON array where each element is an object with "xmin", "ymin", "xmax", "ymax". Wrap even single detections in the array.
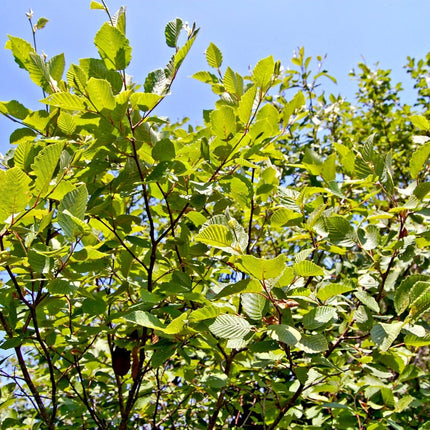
[{"xmin": 1, "ymin": 3, "xmax": 430, "ymax": 429}]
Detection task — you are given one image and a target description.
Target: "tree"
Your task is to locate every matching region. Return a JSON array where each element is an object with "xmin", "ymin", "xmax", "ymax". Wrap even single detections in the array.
[{"xmin": 1, "ymin": 2, "xmax": 430, "ymax": 429}]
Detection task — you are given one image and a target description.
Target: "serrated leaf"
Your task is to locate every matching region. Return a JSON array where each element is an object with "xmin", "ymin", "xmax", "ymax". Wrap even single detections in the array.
[
  {"xmin": 410, "ymin": 139, "xmax": 430, "ymax": 179},
  {"xmin": 404, "ymin": 334, "xmax": 430, "ymax": 347},
  {"xmin": 213, "ymin": 279, "xmax": 262, "ymax": 300},
  {"xmin": 57, "ymin": 184, "xmax": 88, "ymax": 239},
  {"xmin": 47, "ymin": 53, "xmax": 65, "ymax": 83},
  {"xmin": 210, "ymin": 106, "xmax": 236, "ymax": 140},
  {"xmin": 31, "ymin": 142, "xmax": 64, "ymax": 196},
  {"xmin": 409, "ymin": 291, "xmax": 430, "ymax": 322},
  {"xmin": 394, "ymin": 276, "xmax": 430, "ymax": 314},
  {"xmin": 0, "ymin": 167, "xmax": 31, "ymax": 224},
  {"xmin": 94, "ymin": 22, "xmax": 132, "ymax": 70},
  {"xmin": 223, "ymin": 67, "xmax": 242, "ymax": 97},
  {"xmin": 86, "ymin": 78, "xmax": 116, "ymax": 111},
  {"xmin": 297, "ymin": 334, "xmax": 328, "ymax": 353},
  {"xmin": 124, "ymin": 311, "xmax": 166, "ymax": 331},
  {"xmin": 252, "ymin": 55, "xmax": 275, "ymax": 89},
  {"xmin": 238, "ymin": 85, "xmax": 257, "ymax": 124},
  {"xmin": 268, "ymin": 324, "xmax": 301, "ymax": 346},
  {"xmin": 189, "ymin": 305, "xmax": 220, "ymax": 322},
  {"xmin": 209, "ymin": 314, "xmax": 253, "ymax": 339},
  {"xmin": 5, "ymin": 35, "xmax": 34, "ymax": 70},
  {"xmin": 294, "ymin": 260, "xmax": 324, "ymax": 277},
  {"xmin": 371, "ymin": 321, "xmax": 403, "ymax": 352},
  {"xmin": 192, "ymin": 70, "xmax": 219, "ymax": 84},
  {"xmin": 174, "ymin": 35, "xmax": 197, "ymax": 69},
  {"xmin": 41, "ymin": 92, "xmax": 87, "ymax": 111},
  {"xmin": 317, "ymin": 284, "xmax": 353, "ymax": 301},
  {"xmin": 0, "ymin": 100, "xmax": 29, "ymax": 120},
  {"xmin": 165, "ymin": 18, "xmax": 183, "ymax": 48},
  {"xmin": 354, "ymin": 291, "xmax": 380, "ymax": 313},
  {"xmin": 28, "ymin": 53, "xmax": 53, "ymax": 92},
  {"xmin": 271, "ymin": 207, "xmax": 302, "ymax": 227},
  {"xmin": 195, "ymin": 224, "xmax": 233, "ymax": 251},
  {"xmin": 130, "ymin": 92, "xmax": 161, "ymax": 112},
  {"xmin": 57, "ymin": 111, "xmax": 77, "ymax": 135},
  {"xmin": 205, "ymin": 42, "xmax": 223, "ymax": 69},
  {"xmin": 242, "ymin": 293, "xmax": 267, "ymax": 320},
  {"xmin": 237, "ymin": 254, "xmax": 287, "ymax": 280},
  {"xmin": 303, "ymin": 306, "xmax": 338, "ymax": 330},
  {"xmin": 326, "ymin": 214, "xmax": 357, "ymax": 247}
]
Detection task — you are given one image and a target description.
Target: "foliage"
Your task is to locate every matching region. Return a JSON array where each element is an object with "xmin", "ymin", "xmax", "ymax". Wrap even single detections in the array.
[{"xmin": 1, "ymin": 3, "xmax": 430, "ymax": 429}]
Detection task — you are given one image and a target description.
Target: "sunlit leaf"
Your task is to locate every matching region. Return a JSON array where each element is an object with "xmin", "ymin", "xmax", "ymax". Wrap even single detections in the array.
[
  {"xmin": 205, "ymin": 42, "xmax": 223, "ymax": 69},
  {"xmin": 209, "ymin": 314, "xmax": 253, "ymax": 339}
]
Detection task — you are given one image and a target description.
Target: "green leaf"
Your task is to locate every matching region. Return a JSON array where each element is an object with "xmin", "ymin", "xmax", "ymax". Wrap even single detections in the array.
[
  {"xmin": 241, "ymin": 293, "xmax": 267, "ymax": 320},
  {"xmin": 209, "ymin": 314, "xmax": 253, "ymax": 339},
  {"xmin": 57, "ymin": 111, "xmax": 77, "ymax": 135},
  {"xmin": 0, "ymin": 100, "xmax": 29, "ymax": 120},
  {"xmin": 268, "ymin": 324, "xmax": 301, "ymax": 346},
  {"xmin": 57, "ymin": 184, "xmax": 88, "ymax": 239},
  {"xmin": 404, "ymin": 334, "xmax": 430, "ymax": 347},
  {"xmin": 326, "ymin": 214, "xmax": 357, "ymax": 247},
  {"xmin": 195, "ymin": 224, "xmax": 233, "ymax": 251},
  {"xmin": 90, "ymin": 1, "xmax": 105, "ymax": 9},
  {"xmin": 130, "ymin": 93, "xmax": 161, "ymax": 112},
  {"xmin": 41, "ymin": 92, "xmax": 87, "ymax": 111},
  {"xmin": 165, "ymin": 18, "xmax": 183, "ymax": 48},
  {"xmin": 28, "ymin": 53, "xmax": 53, "ymax": 92},
  {"xmin": 303, "ymin": 306, "xmax": 337, "ymax": 330},
  {"xmin": 322, "ymin": 153, "xmax": 336, "ymax": 182},
  {"xmin": 354, "ymin": 290, "xmax": 380, "ymax": 313},
  {"xmin": 237, "ymin": 254, "xmax": 287, "ymax": 280},
  {"xmin": 410, "ymin": 136, "xmax": 430, "ymax": 178},
  {"xmin": 174, "ymin": 35, "xmax": 197, "ymax": 69},
  {"xmin": 31, "ymin": 142, "xmax": 64, "ymax": 197},
  {"xmin": 297, "ymin": 334, "xmax": 328, "ymax": 353},
  {"xmin": 223, "ymin": 67, "xmax": 242, "ymax": 97},
  {"xmin": 192, "ymin": 70, "xmax": 219, "ymax": 84},
  {"xmin": 86, "ymin": 78, "xmax": 116, "ymax": 111},
  {"xmin": 252, "ymin": 55, "xmax": 275, "ymax": 89},
  {"xmin": 188, "ymin": 305, "xmax": 221, "ymax": 322},
  {"xmin": 394, "ymin": 276, "xmax": 430, "ymax": 315},
  {"xmin": 282, "ymin": 91, "xmax": 306, "ymax": 124},
  {"xmin": 410, "ymin": 115, "xmax": 430, "ymax": 131},
  {"xmin": 317, "ymin": 284, "xmax": 353, "ymax": 301},
  {"xmin": 371, "ymin": 321, "xmax": 403, "ymax": 352},
  {"xmin": 35, "ymin": 17, "xmax": 49, "ymax": 30},
  {"xmin": 409, "ymin": 290, "xmax": 430, "ymax": 322},
  {"xmin": 124, "ymin": 311, "xmax": 166, "ymax": 331},
  {"xmin": 94, "ymin": 22, "xmax": 132, "ymax": 70},
  {"xmin": 5, "ymin": 35, "xmax": 34, "ymax": 70},
  {"xmin": 48, "ymin": 53, "xmax": 65, "ymax": 83},
  {"xmin": 210, "ymin": 106, "xmax": 236, "ymax": 139},
  {"xmin": 152, "ymin": 139, "xmax": 175, "ymax": 161},
  {"xmin": 271, "ymin": 207, "xmax": 302, "ymax": 227},
  {"xmin": 293, "ymin": 260, "xmax": 324, "ymax": 277},
  {"xmin": 238, "ymin": 85, "xmax": 257, "ymax": 124},
  {"xmin": 0, "ymin": 167, "xmax": 31, "ymax": 224},
  {"xmin": 205, "ymin": 42, "xmax": 223, "ymax": 69}
]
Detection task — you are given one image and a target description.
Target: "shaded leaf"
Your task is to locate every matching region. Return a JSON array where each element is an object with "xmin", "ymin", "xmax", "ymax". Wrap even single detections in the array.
[{"xmin": 268, "ymin": 324, "xmax": 301, "ymax": 346}]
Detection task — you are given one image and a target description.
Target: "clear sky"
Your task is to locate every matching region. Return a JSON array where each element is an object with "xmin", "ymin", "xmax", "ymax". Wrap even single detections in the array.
[{"xmin": 1, "ymin": 0, "xmax": 430, "ymax": 154}]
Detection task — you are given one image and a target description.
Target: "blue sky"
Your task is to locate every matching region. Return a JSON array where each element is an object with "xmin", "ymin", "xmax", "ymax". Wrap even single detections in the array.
[{"xmin": 1, "ymin": 0, "xmax": 430, "ymax": 154}]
